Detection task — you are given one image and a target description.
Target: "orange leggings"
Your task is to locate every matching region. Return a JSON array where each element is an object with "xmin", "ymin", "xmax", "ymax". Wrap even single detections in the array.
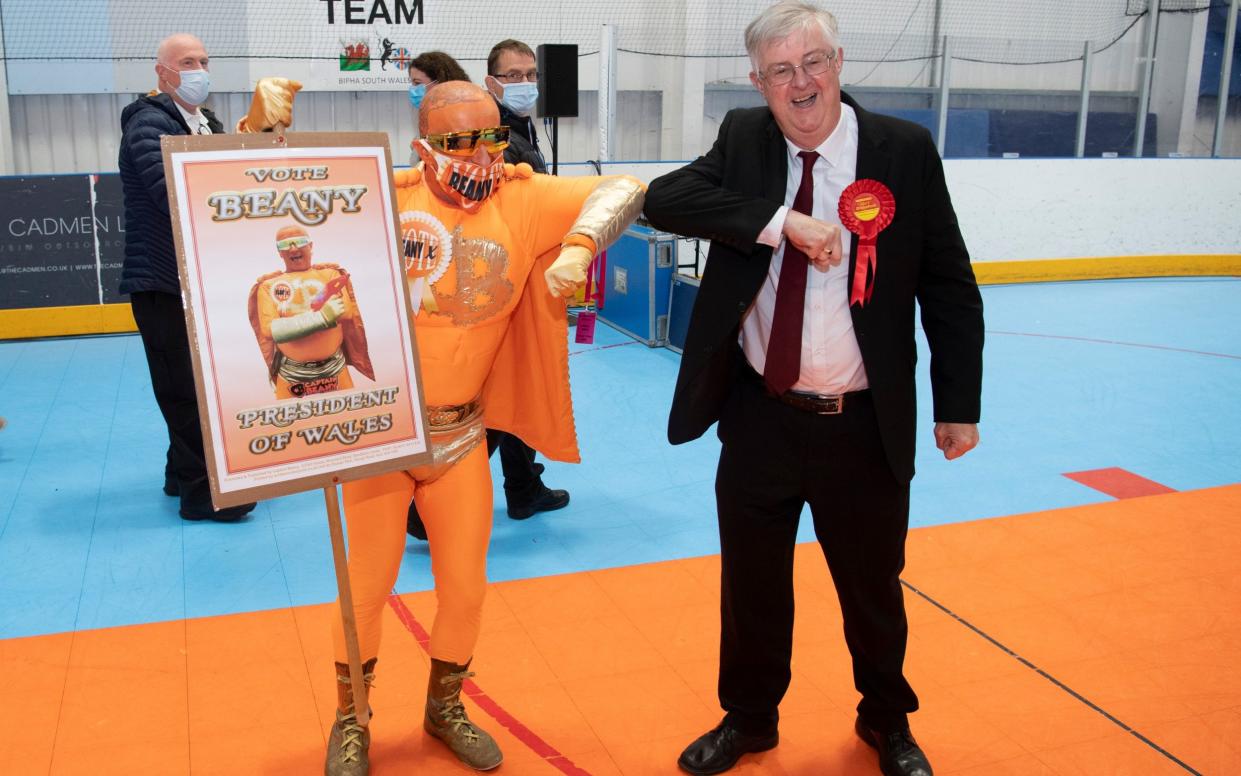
[{"xmin": 332, "ymin": 442, "xmax": 492, "ymax": 665}]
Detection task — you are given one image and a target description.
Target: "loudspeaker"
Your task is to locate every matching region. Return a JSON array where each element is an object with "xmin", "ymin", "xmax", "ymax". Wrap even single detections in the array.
[{"xmin": 537, "ymin": 44, "xmax": 578, "ymax": 118}]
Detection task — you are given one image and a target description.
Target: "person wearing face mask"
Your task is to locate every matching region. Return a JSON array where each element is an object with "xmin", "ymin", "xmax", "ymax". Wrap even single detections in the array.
[
  {"xmin": 407, "ymin": 50, "xmax": 469, "ymax": 113},
  {"xmin": 118, "ymin": 32, "xmax": 301, "ymax": 522},
  {"xmin": 320, "ymin": 81, "xmax": 644, "ymax": 775},
  {"xmin": 402, "ymin": 49, "xmax": 561, "ymax": 542},
  {"xmin": 407, "ymin": 49, "xmax": 544, "ymax": 173},
  {"xmin": 484, "ymin": 39, "xmax": 545, "ymax": 169}
]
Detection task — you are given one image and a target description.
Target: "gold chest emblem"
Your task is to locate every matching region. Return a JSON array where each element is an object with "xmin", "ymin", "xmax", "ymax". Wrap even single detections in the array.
[{"xmin": 430, "ymin": 226, "xmax": 514, "ymax": 325}]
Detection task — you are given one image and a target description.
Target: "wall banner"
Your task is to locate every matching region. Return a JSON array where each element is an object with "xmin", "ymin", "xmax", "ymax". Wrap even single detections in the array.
[{"xmin": 0, "ymin": 176, "xmax": 102, "ymax": 309}]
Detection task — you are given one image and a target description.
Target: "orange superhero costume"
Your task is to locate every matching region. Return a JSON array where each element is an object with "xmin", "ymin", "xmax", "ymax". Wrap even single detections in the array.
[
  {"xmin": 247, "ymin": 227, "xmax": 374, "ymax": 398},
  {"xmin": 324, "ymin": 82, "xmax": 644, "ymax": 775}
]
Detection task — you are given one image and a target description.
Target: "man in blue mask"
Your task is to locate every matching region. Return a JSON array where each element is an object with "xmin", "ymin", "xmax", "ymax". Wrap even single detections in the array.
[
  {"xmin": 118, "ymin": 33, "xmax": 301, "ymax": 521},
  {"xmin": 481, "ymin": 41, "xmax": 571, "ymax": 525},
  {"xmin": 484, "ymin": 39, "xmax": 545, "ymax": 170}
]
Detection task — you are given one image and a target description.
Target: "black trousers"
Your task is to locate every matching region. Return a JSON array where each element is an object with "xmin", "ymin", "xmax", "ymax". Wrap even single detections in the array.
[
  {"xmin": 715, "ymin": 375, "xmax": 917, "ymax": 735},
  {"xmin": 129, "ymin": 291, "xmax": 212, "ymax": 510},
  {"xmin": 486, "ymin": 429, "xmax": 546, "ymax": 506}
]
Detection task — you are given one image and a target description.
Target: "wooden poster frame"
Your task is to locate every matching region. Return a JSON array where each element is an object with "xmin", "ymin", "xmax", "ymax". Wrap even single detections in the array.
[{"xmin": 162, "ymin": 130, "xmax": 431, "ymax": 509}]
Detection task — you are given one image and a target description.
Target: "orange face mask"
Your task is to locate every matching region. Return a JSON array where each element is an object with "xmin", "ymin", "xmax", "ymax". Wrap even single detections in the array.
[{"xmin": 417, "ymin": 140, "xmax": 506, "ymax": 213}]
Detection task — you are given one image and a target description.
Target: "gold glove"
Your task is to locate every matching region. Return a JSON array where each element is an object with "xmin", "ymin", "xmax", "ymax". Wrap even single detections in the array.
[
  {"xmin": 545, "ymin": 244, "xmax": 594, "ymax": 298},
  {"xmin": 565, "ymin": 176, "xmax": 645, "ymax": 255},
  {"xmin": 237, "ymin": 77, "xmax": 303, "ymax": 133}
]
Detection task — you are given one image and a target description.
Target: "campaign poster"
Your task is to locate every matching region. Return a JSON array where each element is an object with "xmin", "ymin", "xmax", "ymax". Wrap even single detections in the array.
[{"xmin": 163, "ymin": 132, "xmax": 430, "ymax": 507}]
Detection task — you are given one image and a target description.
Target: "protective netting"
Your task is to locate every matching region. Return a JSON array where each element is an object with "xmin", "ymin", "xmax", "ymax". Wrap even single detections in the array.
[{"xmin": 0, "ymin": 0, "xmax": 1215, "ymax": 66}]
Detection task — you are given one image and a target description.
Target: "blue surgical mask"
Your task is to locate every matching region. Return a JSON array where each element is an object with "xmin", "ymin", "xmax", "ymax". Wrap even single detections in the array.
[
  {"xmin": 409, "ymin": 83, "xmax": 428, "ymax": 110},
  {"xmin": 500, "ymin": 82, "xmax": 538, "ymax": 117},
  {"xmin": 174, "ymin": 69, "xmax": 210, "ymax": 106}
]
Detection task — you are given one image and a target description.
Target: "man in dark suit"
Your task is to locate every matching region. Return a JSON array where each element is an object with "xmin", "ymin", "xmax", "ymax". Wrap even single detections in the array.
[{"xmin": 643, "ymin": 3, "xmax": 984, "ymax": 775}]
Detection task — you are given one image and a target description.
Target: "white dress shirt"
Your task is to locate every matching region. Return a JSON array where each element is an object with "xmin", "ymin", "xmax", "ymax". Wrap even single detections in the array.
[
  {"xmin": 741, "ymin": 103, "xmax": 867, "ymax": 395},
  {"xmin": 173, "ymin": 101, "xmax": 213, "ymax": 135}
]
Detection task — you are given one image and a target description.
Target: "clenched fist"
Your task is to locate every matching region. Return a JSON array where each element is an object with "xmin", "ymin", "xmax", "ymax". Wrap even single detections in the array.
[
  {"xmin": 237, "ymin": 77, "xmax": 303, "ymax": 133},
  {"xmin": 933, "ymin": 422, "xmax": 979, "ymax": 460},
  {"xmin": 544, "ymin": 244, "xmax": 594, "ymax": 298},
  {"xmin": 320, "ymin": 296, "xmax": 346, "ymax": 326},
  {"xmin": 783, "ymin": 210, "xmax": 844, "ymax": 272}
]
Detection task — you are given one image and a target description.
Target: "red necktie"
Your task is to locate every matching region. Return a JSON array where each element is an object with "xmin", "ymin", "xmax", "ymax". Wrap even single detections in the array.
[{"xmin": 763, "ymin": 150, "xmax": 819, "ymax": 396}]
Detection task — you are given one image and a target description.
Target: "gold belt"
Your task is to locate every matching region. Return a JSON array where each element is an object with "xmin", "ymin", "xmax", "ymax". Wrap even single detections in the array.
[{"xmin": 426, "ymin": 398, "xmax": 482, "ymax": 429}]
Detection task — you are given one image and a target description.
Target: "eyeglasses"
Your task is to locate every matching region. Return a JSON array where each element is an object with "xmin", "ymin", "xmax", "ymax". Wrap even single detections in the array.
[
  {"xmin": 276, "ymin": 236, "xmax": 311, "ymax": 251},
  {"xmin": 424, "ymin": 126, "xmax": 511, "ymax": 156},
  {"xmin": 759, "ymin": 50, "xmax": 836, "ymax": 86},
  {"xmin": 492, "ymin": 70, "xmax": 539, "ymax": 83}
]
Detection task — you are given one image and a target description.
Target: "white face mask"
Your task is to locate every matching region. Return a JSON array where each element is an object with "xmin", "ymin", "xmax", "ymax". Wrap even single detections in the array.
[
  {"xmin": 173, "ymin": 68, "xmax": 210, "ymax": 106},
  {"xmin": 500, "ymin": 82, "xmax": 538, "ymax": 117},
  {"xmin": 417, "ymin": 140, "xmax": 507, "ymax": 213}
]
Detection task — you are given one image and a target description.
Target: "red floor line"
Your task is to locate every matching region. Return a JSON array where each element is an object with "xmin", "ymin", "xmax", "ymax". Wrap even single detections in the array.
[
  {"xmin": 386, "ymin": 593, "xmax": 593, "ymax": 776},
  {"xmin": 1063, "ymin": 467, "xmax": 1178, "ymax": 499},
  {"xmin": 568, "ymin": 341, "xmax": 640, "ymax": 357}
]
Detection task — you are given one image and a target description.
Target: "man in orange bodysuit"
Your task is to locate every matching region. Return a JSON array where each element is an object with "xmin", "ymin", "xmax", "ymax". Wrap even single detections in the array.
[
  {"xmin": 324, "ymin": 81, "xmax": 644, "ymax": 775},
  {"xmin": 248, "ymin": 226, "xmax": 374, "ymax": 398}
]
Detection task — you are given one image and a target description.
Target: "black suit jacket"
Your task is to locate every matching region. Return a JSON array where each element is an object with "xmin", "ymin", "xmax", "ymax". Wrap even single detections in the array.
[{"xmin": 643, "ymin": 92, "xmax": 984, "ymax": 483}]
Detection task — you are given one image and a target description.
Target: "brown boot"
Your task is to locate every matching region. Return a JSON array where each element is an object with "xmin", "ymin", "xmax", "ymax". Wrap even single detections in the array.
[
  {"xmin": 325, "ymin": 658, "xmax": 376, "ymax": 776},
  {"xmin": 424, "ymin": 658, "xmax": 503, "ymax": 770}
]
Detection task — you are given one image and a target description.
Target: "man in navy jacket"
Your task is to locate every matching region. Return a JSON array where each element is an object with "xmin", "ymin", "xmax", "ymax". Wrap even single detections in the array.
[{"xmin": 118, "ymin": 33, "xmax": 298, "ymax": 521}]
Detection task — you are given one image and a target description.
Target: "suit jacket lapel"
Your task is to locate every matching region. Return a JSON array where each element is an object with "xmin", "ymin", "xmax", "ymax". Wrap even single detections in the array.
[
  {"xmin": 762, "ymin": 116, "xmax": 788, "ymax": 208},
  {"xmin": 850, "ymin": 94, "xmax": 893, "ymax": 183}
]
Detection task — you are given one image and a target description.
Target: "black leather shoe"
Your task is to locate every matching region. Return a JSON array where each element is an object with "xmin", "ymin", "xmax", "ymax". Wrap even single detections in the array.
[
  {"xmin": 677, "ymin": 721, "xmax": 778, "ymax": 775},
  {"xmin": 406, "ymin": 498, "xmax": 427, "ymax": 540},
  {"xmin": 180, "ymin": 501, "xmax": 256, "ymax": 522},
  {"xmin": 855, "ymin": 718, "xmax": 933, "ymax": 776},
  {"xmin": 506, "ymin": 487, "xmax": 569, "ymax": 520},
  {"xmin": 163, "ymin": 475, "xmax": 178, "ymax": 497}
]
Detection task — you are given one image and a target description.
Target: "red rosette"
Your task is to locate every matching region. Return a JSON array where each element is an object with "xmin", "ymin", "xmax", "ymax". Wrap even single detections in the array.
[{"xmin": 838, "ymin": 179, "xmax": 895, "ymax": 306}]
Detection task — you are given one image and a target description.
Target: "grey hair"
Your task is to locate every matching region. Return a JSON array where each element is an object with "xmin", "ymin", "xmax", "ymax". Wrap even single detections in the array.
[{"xmin": 744, "ymin": 1, "xmax": 840, "ymax": 69}]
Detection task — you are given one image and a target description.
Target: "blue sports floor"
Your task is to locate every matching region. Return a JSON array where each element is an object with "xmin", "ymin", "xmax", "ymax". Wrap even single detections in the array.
[
  {"xmin": 2, "ymin": 277, "xmax": 1241, "ymax": 776},
  {"xmin": 0, "ymin": 277, "xmax": 1238, "ymax": 641}
]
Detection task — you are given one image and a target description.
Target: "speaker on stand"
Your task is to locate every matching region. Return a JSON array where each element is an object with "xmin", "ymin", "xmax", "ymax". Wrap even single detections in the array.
[{"xmin": 536, "ymin": 44, "xmax": 578, "ymax": 175}]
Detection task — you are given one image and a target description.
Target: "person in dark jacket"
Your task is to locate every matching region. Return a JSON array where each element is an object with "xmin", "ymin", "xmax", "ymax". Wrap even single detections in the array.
[
  {"xmin": 403, "ymin": 49, "xmax": 569, "ymax": 540},
  {"xmin": 118, "ymin": 33, "xmax": 300, "ymax": 521},
  {"xmin": 484, "ymin": 39, "xmax": 546, "ymax": 170},
  {"xmin": 479, "ymin": 39, "xmax": 571, "ymax": 522},
  {"xmin": 644, "ymin": 3, "xmax": 983, "ymax": 775},
  {"xmin": 407, "ymin": 49, "xmax": 545, "ymax": 173}
]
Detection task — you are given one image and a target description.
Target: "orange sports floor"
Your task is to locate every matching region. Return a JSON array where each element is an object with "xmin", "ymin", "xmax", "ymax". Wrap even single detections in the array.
[{"xmin": 3, "ymin": 483, "xmax": 1238, "ymax": 775}]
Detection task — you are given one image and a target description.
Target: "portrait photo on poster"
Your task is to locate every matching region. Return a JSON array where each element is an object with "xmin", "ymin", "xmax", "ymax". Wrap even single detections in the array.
[{"xmin": 163, "ymin": 135, "xmax": 430, "ymax": 508}]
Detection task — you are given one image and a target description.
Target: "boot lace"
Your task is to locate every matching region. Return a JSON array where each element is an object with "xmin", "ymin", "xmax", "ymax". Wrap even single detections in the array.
[
  {"xmin": 435, "ymin": 669, "xmax": 481, "ymax": 743},
  {"xmin": 333, "ymin": 669, "xmax": 376, "ymax": 764},
  {"xmin": 333, "ymin": 710, "xmax": 368, "ymax": 763}
]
